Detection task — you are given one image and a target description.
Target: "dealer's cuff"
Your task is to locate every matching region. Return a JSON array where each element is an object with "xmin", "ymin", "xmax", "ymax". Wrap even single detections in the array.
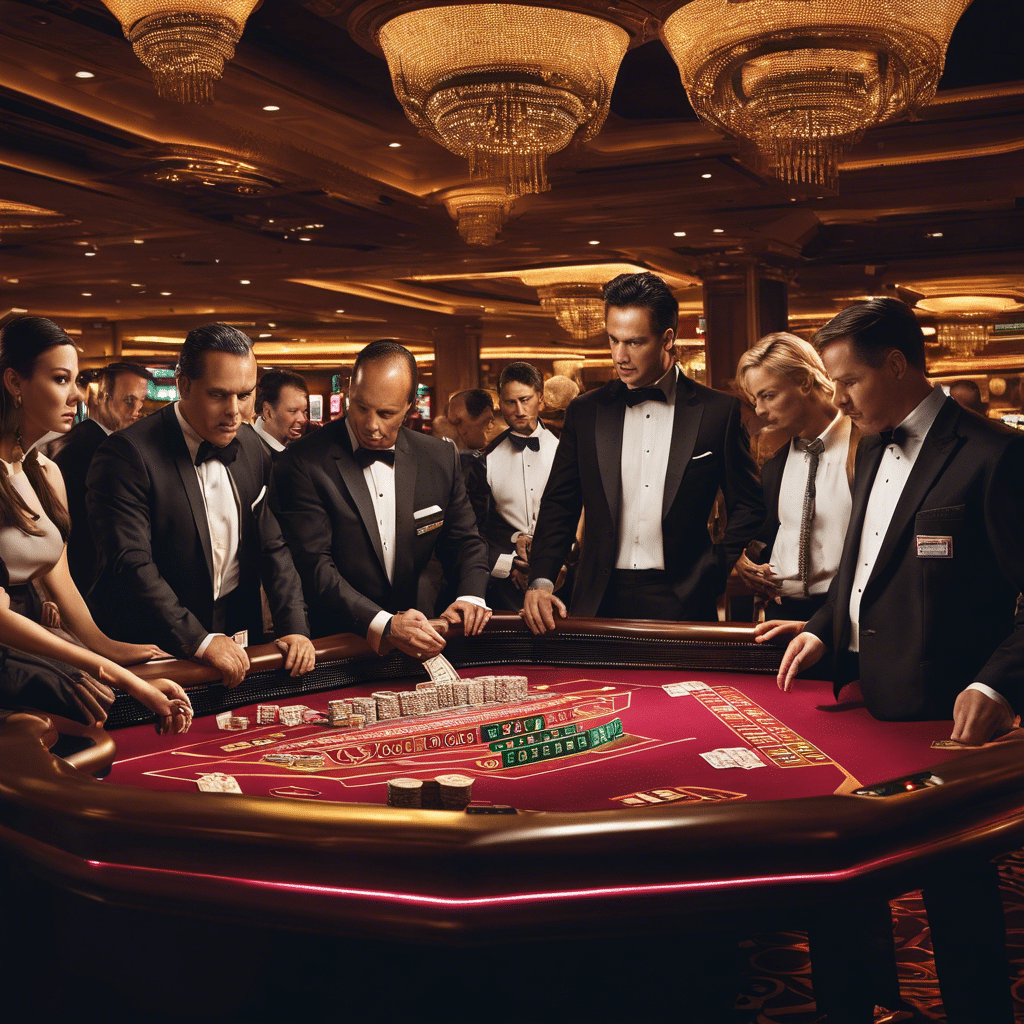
[{"xmin": 366, "ymin": 611, "xmax": 393, "ymax": 654}]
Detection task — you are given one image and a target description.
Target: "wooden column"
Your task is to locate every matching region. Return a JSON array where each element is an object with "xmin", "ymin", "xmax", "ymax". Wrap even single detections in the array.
[{"xmin": 432, "ymin": 318, "xmax": 481, "ymax": 414}]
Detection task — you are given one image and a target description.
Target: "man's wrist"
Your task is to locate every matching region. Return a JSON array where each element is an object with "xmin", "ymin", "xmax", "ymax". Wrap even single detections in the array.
[
  {"xmin": 456, "ymin": 595, "xmax": 489, "ymax": 609},
  {"xmin": 193, "ymin": 632, "xmax": 224, "ymax": 659},
  {"xmin": 366, "ymin": 610, "xmax": 393, "ymax": 654},
  {"xmin": 528, "ymin": 578, "xmax": 555, "ymax": 592},
  {"xmin": 966, "ymin": 681, "xmax": 1013, "ymax": 715}
]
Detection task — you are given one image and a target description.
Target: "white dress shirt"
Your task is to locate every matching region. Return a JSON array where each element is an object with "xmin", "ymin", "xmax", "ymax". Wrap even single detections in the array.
[
  {"xmin": 615, "ymin": 364, "xmax": 678, "ymax": 570},
  {"xmin": 486, "ymin": 423, "xmax": 558, "ymax": 578},
  {"xmin": 771, "ymin": 413, "xmax": 852, "ymax": 597},
  {"xmin": 844, "ymin": 387, "xmax": 1006, "ymax": 711},
  {"xmin": 253, "ymin": 417, "xmax": 285, "ymax": 453},
  {"xmin": 174, "ymin": 403, "xmax": 241, "ymax": 657},
  {"xmin": 347, "ymin": 421, "xmax": 488, "ymax": 652}
]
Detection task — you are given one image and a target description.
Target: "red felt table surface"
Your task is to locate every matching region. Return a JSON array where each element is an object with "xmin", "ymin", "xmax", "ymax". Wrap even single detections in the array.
[{"xmin": 106, "ymin": 666, "xmax": 967, "ymax": 812}]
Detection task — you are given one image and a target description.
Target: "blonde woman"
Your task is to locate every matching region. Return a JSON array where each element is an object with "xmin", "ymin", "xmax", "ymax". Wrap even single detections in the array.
[{"xmin": 735, "ymin": 331, "xmax": 859, "ymax": 621}]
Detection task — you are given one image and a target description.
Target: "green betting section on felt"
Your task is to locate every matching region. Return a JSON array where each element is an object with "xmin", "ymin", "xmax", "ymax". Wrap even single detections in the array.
[
  {"xmin": 488, "ymin": 723, "xmax": 578, "ymax": 752},
  {"xmin": 480, "ymin": 714, "xmax": 547, "ymax": 743},
  {"xmin": 500, "ymin": 718, "xmax": 623, "ymax": 768}
]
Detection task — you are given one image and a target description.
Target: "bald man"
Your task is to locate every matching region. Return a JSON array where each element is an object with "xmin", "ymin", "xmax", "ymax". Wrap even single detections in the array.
[{"xmin": 274, "ymin": 340, "xmax": 491, "ymax": 659}]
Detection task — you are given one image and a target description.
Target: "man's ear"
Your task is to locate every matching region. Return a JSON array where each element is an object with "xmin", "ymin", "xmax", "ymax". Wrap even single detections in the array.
[{"xmin": 177, "ymin": 376, "xmax": 191, "ymax": 400}]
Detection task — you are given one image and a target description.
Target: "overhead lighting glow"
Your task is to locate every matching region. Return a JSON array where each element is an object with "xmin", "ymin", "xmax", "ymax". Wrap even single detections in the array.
[
  {"xmin": 388, "ymin": 142, "xmax": 402, "ymax": 149},
  {"xmin": 299, "ymin": 237, "xmax": 311, "ymax": 242},
  {"xmin": 262, "ymin": 104, "xmax": 280, "ymax": 112},
  {"xmin": 240, "ymin": 279, "xmax": 251, "ymax": 285},
  {"xmin": 84, "ymin": 250, "xmax": 96, "ymax": 256},
  {"xmin": 160, "ymin": 291, "xmax": 172, "ymax": 296},
  {"xmin": 927, "ymin": 232, "xmax": 944, "ymax": 238},
  {"xmin": 712, "ymin": 228, "xmax": 724, "ymax": 233},
  {"xmin": 81, "ymin": 292, "xmax": 92, "ymax": 296},
  {"xmin": 701, "ymin": 173, "xmax": 712, "ymax": 179},
  {"xmin": 133, "ymin": 238, "xmax": 144, "ymax": 244},
  {"xmin": 335, "ymin": 309, "xmax": 345, "ymax": 314},
  {"xmin": 75, "ymin": 71, "xmax": 95, "ymax": 79},
  {"xmin": 131, "ymin": 283, "xmax": 143, "ymax": 288},
  {"xmin": 588, "ymin": 240, "xmax": 600, "ymax": 245},
  {"xmin": 673, "ymin": 231, "xmax": 687, "ymax": 237}
]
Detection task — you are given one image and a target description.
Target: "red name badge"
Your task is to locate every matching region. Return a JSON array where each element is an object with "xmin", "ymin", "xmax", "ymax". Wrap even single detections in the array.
[{"xmin": 916, "ymin": 535, "xmax": 952, "ymax": 558}]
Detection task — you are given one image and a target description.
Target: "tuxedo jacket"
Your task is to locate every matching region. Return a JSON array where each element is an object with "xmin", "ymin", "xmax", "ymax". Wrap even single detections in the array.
[
  {"xmin": 85, "ymin": 410, "xmax": 309, "ymax": 658},
  {"xmin": 804, "ymin": 398, "xmax": 1024, "ymax": 719},
  {"xmin": 529, "ymin": 373, "xmax": 765, "ymax": 616},
  {"xmin": 272, "ymin": 419, "xmax": 490, "ymax": 639},
  {"xmin": 52, "ymin": 417, "xmax": 107, "ymax": 592}
]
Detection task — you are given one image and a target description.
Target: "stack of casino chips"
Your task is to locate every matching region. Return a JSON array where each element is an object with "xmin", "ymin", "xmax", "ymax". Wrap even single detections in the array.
[
  {"xmin": 436, "ymin": 774, "xmax": 474, "ymax": 810},
  {"xmin": 387, "ymin": 774, "xmax": 474, "ymax": 810},
  {"xmin": 293, "ymin": 753, "xmax": 326, "ymax": 770},
  {"xmin": 387, "ymin": 778, "xmax": 423, "ymax": 808},
  {"xmin": 279, "ymin": 705, "xmax": 306, "ymax": 726},
  {"xmin": 415, "ymin": 682, "xmax": 440, "ymax": 714},
  {"xmin": 399, "ymin": 691, "xmax": 426, "ymax": 716},
  {"xmin": 373, "ymin": 691, "xmax": 401, "ymax": 720},
  {"xmin": 452, "ymin": 681, "xmax": 471, "ymax": 706},
  {"xmin": 256, "ymin": 705, "xmax": 279, "ymax": 725},
  {"xmin": 434, "ymin": 681, "xmax": 455, "ymax": 709},
  {"xmin": 263, "ymin": 753, "xmax": 295, "ymax": 766},
  {"xmin": 466, "ymin": 679, "xmax": 485, "ymax": 706},
  {"xmin": 328, "ymin": 699, "xmax": 353, "ymax": 726},
  {"xmin": 350, "ymin": 697, "xmax": 377, "ymax": 724}
]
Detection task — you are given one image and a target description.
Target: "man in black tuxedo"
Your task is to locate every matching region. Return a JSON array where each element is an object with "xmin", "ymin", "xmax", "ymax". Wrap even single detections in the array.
[
  {"xmin": 772, "ymin": 298, "xmax": 1024, "ymax": 1023},
  {"xmin": 86, "ymin": 324, "xmax": 314, "ymax": 686},
  {"xmin": 53, "ymin": 361, "xmax": 152, "ymax": 592},
  {"xmin": 523, "ymin": 271, "xmax": 764, "ymax": 631},
  {"xmin": 252, "ymin": 369, "xmax": 308, "ymax": 461},
  {"xmin": 273, "ymin": 340, "xmax": 491, "ymax": 659}
]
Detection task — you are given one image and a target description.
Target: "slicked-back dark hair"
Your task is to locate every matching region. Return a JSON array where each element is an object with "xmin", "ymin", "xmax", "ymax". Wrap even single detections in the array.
[
  {"xmin": 257, "ymin": 369, "xmax": 308, "ymax": 415},
  {"xmin": 176, "ymin": 323, "xmax": 254, "ymax": 381},
  {"xmin": 352, "ymin": 339, "xmax": 417, "ymax": 404},
  {"xmin": 97, "ymin": 361, "xmax": 153, "ymax": 398},
  {"xmin": 499, "ymin": 361, "xmax": 543, "ymax": 394},
  {"xmin": 451, "ymin": 388, "xmax": 494, "ymax": 419},
  {"xmin": 813, "ymin": 298, "xmax": 926, "ymax": 371},
  {"xmin": 603, "ymin": 271, "xmax": 678, "ymax": 337}
]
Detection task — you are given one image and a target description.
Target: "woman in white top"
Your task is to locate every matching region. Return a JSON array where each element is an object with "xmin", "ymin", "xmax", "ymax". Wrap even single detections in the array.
[{"xmin": 0, "ymin": 316, "xmax": 192, "ymax": 735}]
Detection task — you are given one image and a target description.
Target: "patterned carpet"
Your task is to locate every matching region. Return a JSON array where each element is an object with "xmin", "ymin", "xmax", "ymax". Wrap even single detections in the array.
[{"xmin": 736, "ymin": 850, "xmax": 1024, "ymax": 1021}]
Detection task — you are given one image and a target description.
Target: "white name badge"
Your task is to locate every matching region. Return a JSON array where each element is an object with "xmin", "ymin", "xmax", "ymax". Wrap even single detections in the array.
[
  {"xmin": 916, "ymin": 535, "xmax": 953, "ymax": 558},
  {"xmin": 232, "ymin": 629, "xmax": 249, "ymax": 647}
]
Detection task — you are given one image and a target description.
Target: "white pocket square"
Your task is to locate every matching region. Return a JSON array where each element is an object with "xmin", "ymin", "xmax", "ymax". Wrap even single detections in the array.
[
  {"xmin": 251, "ymin": 484, "xmax": 267, "ymax": 511},
  {"xmin": 414, "ymin": 504, "xmax": 442, "ymax": 520},
  {"xmin": 691, "ymin": 450, "xmax": 713, "ymax": 461}
]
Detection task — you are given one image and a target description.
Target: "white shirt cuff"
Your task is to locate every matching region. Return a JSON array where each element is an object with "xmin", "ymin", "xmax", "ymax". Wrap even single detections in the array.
[
  {"xmin": 457, "ymin": 595, "xmax": 489, "ymax": 609},
  {"xmin": 529, "ymin": 579, "xmax": 555, "ymax": 591},
  {"xmin": 492, "ymin": 552, "xmax": 515, "ymax": 579},
  {"xmin": 966, "ymin": 682, "xmax": 1013, "ymax": 714},
  {"xmin": 510, "ymin": 531, "xmax": 522, "ymax": 545},
  {"xmin": 193, "ymin": 632, "xmax": 223, "ymax": 659},
  {"xmin": 367, "ymin": 610, "xmax": 393, "ymax": 654}
]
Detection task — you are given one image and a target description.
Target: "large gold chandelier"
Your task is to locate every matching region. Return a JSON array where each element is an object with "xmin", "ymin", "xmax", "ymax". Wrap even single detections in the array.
[
  {"xmin": 377, "ymin": 4, "xmax": 628, "ymax": 197},
  {"xmin": 440, "ymin": 184, "xmax": 513, "ymax": 246},
  {"xmin": 537, "ymin": 283, "xmax": 606, "ymax": 340},
  {"xmin": 936, "ymin": 321, "xmax": 989, "ymax": 359},
  {"xmin": 100, "ymin": 0, "xmax": 260, "ymax": 103},
  {"xmin": 661, "ymin": 0, "xmax": 971, "ymax": 190}
]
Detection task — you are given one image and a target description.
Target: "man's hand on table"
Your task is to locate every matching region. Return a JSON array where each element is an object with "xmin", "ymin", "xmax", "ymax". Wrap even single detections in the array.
[
  {"xmin": 776, "ymin": 631, "xmax": 826, "ymax": 692},
  {"xmin": 274, "ymin": 634, "xmax": 316, "ymax": 677},
  {"xmin": 439, "ymin": 600, "xmax": 492, "ymax": 636},
  {"xmin": 198, "ymin": 635, "xmax": 250, "ymax": 688},
  {"xmin": 951, "ymin": 688, "xmax": 1015, "ymax": 746},
  {"xmin": 754, "ymin": 619, "xmax": 806, "ymax": 644},
  {"xmin": 389, "ymin": 609, "xmax": 447, "ymax": 658},
  {"xmin": 521, "ymin": 585, "xmax": 566, "ymax": 635}
]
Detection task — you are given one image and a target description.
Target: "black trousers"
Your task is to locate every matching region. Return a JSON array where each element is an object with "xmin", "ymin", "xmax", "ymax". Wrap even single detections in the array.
[
  {"xmin": 766, "ymin": 592, "xmax": 828, "ymax": 621},
  {"xmin": 597, "ymin": 569, "xmax": 717, "ymax": 622},
  {"xmin": 210, "ymin": 586, "xmax": 260, "ymax": 641}
]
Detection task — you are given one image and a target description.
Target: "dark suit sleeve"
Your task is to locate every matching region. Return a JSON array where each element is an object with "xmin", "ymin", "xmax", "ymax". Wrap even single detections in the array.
[
  {"xmin": 718, "ymin": 399, "xmax": 767, "ymax": 573},
  {"xmin": 433, "ymin": 442, "xmax": 490, "ymax": 600},
  {"xmin": 272, "ymin": 450, "xmax": 386, "ymax": 638},
  {"xmin": 85, "ymin": 433, "xmax": 209, "ymax": 658},
  {"xmin": 972, "ymin": 437, "xmax": 1024, "ymax": 706},
  {"xmin": 253, "ymin": 445, "xmax": 310, "ymax": 638},
  {"xmin": 462, "ymin": 450, "xmax": 516, "ymax": 571},
  {"xmin": 528, "ymin": 400, "xmax": 583, "ymax": 585}
]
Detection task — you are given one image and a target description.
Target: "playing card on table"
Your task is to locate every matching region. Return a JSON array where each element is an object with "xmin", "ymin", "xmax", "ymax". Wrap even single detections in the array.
[
  {"xmin": 700, "ymin": 749, "xmax": 739, "ymax": 769},
  {"xmin": 662, "ymin": 681, "xmax": 713, "ymax": 696},
  {"xmin": 931, "ymin": 739, "xmax": 966, "ymax": 749},
  {"xmin": 423, "ymin": 654, "xmax": 461, "ymax": 683},
  {"xmin": 196, "ymin": 773, "xmax": 243, "ymax": 794},
  {"xmin": 723, "ymin": 747, "xmax": 767, "ymax": 769}
]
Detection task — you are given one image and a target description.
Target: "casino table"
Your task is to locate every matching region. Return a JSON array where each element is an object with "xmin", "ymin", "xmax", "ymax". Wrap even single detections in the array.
[{"xmin": 3, "ymin": 616, "xmax": 1024, "ymax": 945}]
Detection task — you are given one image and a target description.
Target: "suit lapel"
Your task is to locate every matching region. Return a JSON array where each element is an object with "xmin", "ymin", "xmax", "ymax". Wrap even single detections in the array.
[
  {"xmin": 865, "ymin": 399, "xmax": 963, "ymax": 596},
  {"xmin": 331, "ymin": 421, "xmax": 388, "ymax": 578},
  {"xmin": 163, "ymin": 406, "xmax": 214, "ymax": 582},
  {"xmin": 594, "ymin": 388, "xmax": 624, "ymax": 522},
  {"xmin": 662, "ymin": 372, "xmax": 703, "ymax": 518},
  {"xmin": 227, "ymin": 434, "xmax": 256, "ymax": 555},
  {"xmin": 392, "ymin": 430, "xmax": 416, "ymax": 598}
]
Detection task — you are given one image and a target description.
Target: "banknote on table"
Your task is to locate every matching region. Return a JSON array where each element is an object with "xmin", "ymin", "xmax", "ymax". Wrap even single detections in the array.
[
  {"xmin": 196, "ymin": 772, "xmax": 243, "ymax": 794},
  {"xmin": 662, "ymin": 680, "xmax": 713, "ymax": 697},
  {"xmin": 423, "ymin": 654, "xmax": 461, "ymax": 683}
]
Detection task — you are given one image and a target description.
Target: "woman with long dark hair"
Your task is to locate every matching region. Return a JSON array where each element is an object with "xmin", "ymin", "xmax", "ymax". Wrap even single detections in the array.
[{"xmin": 0, "ymin": 316, "xmax": 191, "ymax": 734}]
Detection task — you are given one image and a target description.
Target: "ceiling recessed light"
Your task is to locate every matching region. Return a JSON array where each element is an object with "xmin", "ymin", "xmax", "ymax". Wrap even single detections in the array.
[
  {"xmin": 267, "ymin": 323, "xmax": 276, "ymax": 328},
  {"xmin": 388, "ymin": 142, "xmax": 402, "ymax": 148},
  {"xmin": 131, "ymin": 283, "xmax": 143, "ymax": 288},
  {"xmin": 75, "ymin": 71, "xmax": 95, "ymax": 79},
  {"xmin": 84, "ymin": 250, "xmax": 96, "ymax": 256},
  {"xmin": 335, "ymin": 309, "xmax": 345, "ymax": 314},
  {"xmin": 160, "ymin": 291, "xmax": 171, "ymax": 296},
  {"xmin": 299, "ymin": 236, "xmax": 311, "ymax": 242},
  {"xmin": 81, "ymin": 292, "xmax": 92, "ymax": 296},
  {"xmin": 712, "ymin": 228, "xmax": 725, "ymax": 234},
  {"xmin": 262, "ymin": 105, "xmax": 280, "ymax": 112},
  {"xmin": 133, "ymin": 238, "xmax": 144, "ymax": 244},
  {"xmin": 701, "ymin": 173, "xmax": 712, "ymax": 179},
  {"xmin": 673, "ymin": 231, "xmax": 687, "ymax": 237},
  {"xmin": 240, "ymin": 279, "xmax": 251, "ymax": 285},
  {"xmin": 927, "ymin": 231, "xmax": 944, "ymax": 238},
  {"xmin": 259, "ymin": 333, "xmax": 272, "ymax": 338},
  {"xmin": 588, "ymin": 239, "xmax": 600, "ymax": 245}
]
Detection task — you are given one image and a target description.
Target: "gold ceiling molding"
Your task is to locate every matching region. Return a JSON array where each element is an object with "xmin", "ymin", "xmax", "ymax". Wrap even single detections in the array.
[
  {"xmin": 376, "ymin": 4, "xmax": 628, "ymax": 197},
  {"xmin": 438, "ymin": 184, "xmax": 513, "ymax": 246},
  {"xmin": 916, "ymin": 295, "xmax": 1021, "ymax": 315},
  {"xmin": 661, "ymin": 0, "xmax": 971, "ymax": 190},
  {"xmin": 100, "ymin": 0, "xmax": 260, "ymax": 103},
  {"xmin": 0, "ymin": 200, "xmax": 79, "ymax": 232}
]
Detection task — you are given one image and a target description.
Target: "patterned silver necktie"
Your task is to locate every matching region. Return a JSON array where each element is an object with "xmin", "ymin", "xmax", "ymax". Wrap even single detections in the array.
[{"xmin": 795, "ymin": 437, "xmax": 826, "ymax": 597}]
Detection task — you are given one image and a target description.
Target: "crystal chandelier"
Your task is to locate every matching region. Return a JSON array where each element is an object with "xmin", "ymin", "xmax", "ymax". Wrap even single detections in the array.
[
  {"xmin": 440, "ymin": 184, "xmax": 513, "ymax": 246},
  {"xmin": 936, "ymin": 321, "xmax": 988, "ymax": 359},
  {"xmin": 100, "ymin": 0, "xmax": 260, "ymax": 103},
  {"xmin": 538, "ymin": 282, "xmax": 606, "ymax": 340},
  {"xmin": 661, "ymin": 0, "xmax": 971, "ymax": 190},
  {"xmin": 377, "ymin": 4, "xmax": 628, "ymax": 197}
]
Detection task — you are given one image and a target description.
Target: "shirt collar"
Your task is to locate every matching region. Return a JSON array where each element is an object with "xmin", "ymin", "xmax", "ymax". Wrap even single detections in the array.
[
  {"xmin": 173, "ymin": 401, "xmax": 205, "ymax": 463},
  {"xmin": 653, "ymin": 362, "xmax": 679, "ymax": 402},
  {"xmin": 253, "ymin": 416, "xmax": 285, "ymax": 452},
  {"xmin": 90, "ymin": 418, "xmax": 113, "ymax": 437},
  {"xmin": 896, "ymin": 385, "xmax": 947, "ymax": 445},
  {"xmin": 793, "ymin": 410, "xmax": 845, "ymax": 453},
  {"xmin": 508, "ymin": 420, "xmax": 545, "ymax": 440}
]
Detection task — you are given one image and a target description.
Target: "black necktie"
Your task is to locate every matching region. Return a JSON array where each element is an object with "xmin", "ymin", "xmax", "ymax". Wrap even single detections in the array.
[
  {"xmin": 353, "ymin": 446, "xmax": 396, "ymax": 468},
  {"xmin": 622, "ymin": 386, "xmax": 668, "ymax": 408},
  {"xmin": 508, "ymin": 433, "xmax": 540, "ymax": 452},
  {"xmin": 879, "ymin": 425, "xmax": 910, "ymax": 449},
  {"xmin": 794, "ymin": 437, "xmax": 826, "ymax": 597},
  {"xmin": 194, "ymin": 438, "xmax": 239, "ymax": 467}
]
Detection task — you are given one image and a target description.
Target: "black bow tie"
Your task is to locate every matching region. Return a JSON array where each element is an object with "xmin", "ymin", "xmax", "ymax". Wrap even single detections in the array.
[
  {"xmin": 878, "ymin": 425, "xmax": 910, "ymax": 450},
  {"xmin": 508, "ymin": 433, "xmax": 540, "ymax": 452},
  {"xmin": 354, "ymin": 446, "xmax": 396, "ymax": 468},
  {"xmin": 194, "ymin": 438, "xmax": 239, "ymax": 467},
  {"xmin": 621, "ymin": 385, "xmax": 668, "ymax": 408}
]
